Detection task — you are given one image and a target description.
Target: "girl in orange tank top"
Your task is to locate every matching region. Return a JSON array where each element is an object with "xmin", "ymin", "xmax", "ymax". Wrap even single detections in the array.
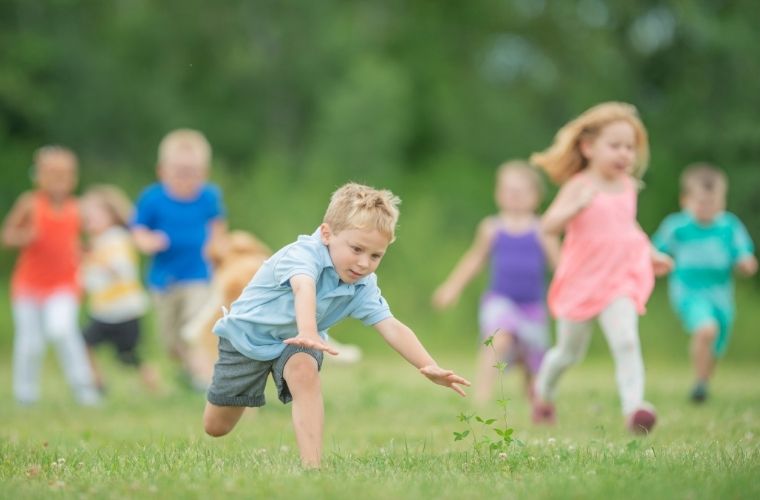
[
  {"xmin": 1, "ymin": 146, "xmax": 99, "ymax": 405},
  {"xmin": 11, "ymin": 191, "xmax": 80, "ymax": 300}
]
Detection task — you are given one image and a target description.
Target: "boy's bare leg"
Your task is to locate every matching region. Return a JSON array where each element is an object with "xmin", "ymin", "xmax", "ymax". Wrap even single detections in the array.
[
  {"xmin": 283, "ymin": 353, "xmax": 323, "ymax": 468},
  {"xmin": 691, "ymin": 323, "xmax": 718, "ymax": 383},
  {"xmin": 204, "ymin": 402, "xmax": 246, "ymax": 437},
  {"xmin": 474, "ymin": 332, "xmax": 512, "ymax": 405}
]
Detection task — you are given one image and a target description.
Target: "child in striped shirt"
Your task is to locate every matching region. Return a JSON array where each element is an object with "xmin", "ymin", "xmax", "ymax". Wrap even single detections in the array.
[{"xmin": 81, "ymin": 185, "xmax": 161, "ymax": 393}]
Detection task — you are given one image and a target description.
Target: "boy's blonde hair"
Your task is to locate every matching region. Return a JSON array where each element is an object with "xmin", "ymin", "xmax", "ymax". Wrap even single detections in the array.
[
  {"xmin": 680, "ymin": 163, "xmax": 727, "ymax": 197},
  {"xmin": 497, "ymin": 160, "xmax": 545, "ymax": 201},
  {"xmin": 530, "ymin": 102, "xmax": 649, "ymax": 184},
  {"xmin": 158, "ymin": 129, "xmax": 212, "ymax": 167},
  {"xmin": 83, "ymin": 185, "xmax": 135, "ymax": 227},
  {"xmin": 323, "ymin": 183, "xmax": 401, "ymax": 242}
]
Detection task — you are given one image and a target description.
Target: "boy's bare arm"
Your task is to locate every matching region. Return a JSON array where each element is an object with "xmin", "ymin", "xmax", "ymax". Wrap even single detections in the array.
[
  {"xmin": 374, "ymin": 317, "xmax": 470, "ymax": 396},
  {"xmin": 1, "ymin": 192, "xmax": 35, "ymax": 248},
  {"xmin": 204, "ymin": 218, "xmax": 228, "ymax": 259},
  {"xmin": 283, "ymin": 274, "xmax": 338, "ymax": 355},
  {"xmin": 736, "ymin": 255, "xmax": 758, "ymax": 277},
  {"xmin": 132, "ymin": 226, "xmax": 168, "ymax": 254}
]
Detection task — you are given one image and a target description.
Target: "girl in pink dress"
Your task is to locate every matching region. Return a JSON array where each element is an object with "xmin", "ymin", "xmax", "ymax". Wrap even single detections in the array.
[{"xmin": 530, "ymin": 102, "xmax": 672, "ymax": 434}]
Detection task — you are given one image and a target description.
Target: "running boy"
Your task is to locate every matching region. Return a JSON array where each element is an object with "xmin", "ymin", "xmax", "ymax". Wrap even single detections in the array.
[
  {"xmin": 132, "ymin": 129, "xmax": 226, "ymax": 389},
  {"xmin": 653, "ymin": 164, "xmax": 757, "ymax": 403},
  {"xmin": 203, "ymin": 183, "xmax": 470, "ymax": 468}
]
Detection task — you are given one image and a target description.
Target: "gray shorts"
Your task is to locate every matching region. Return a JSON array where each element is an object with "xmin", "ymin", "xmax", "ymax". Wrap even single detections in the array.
[{"xmin": 207, "ymin": 337, "xmax": 323, "ymax": 407}]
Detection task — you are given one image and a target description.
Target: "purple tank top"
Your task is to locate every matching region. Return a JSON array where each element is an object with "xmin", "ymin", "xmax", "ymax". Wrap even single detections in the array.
[{"xmin": 488, "ymin": 227, "xmax": 545, "ymax": 303}]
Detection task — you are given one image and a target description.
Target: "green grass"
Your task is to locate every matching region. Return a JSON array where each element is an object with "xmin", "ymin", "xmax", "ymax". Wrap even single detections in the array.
[
  {"xmin": 1, "ymin": 254, "xmax": 759, "ymax": 498},
  {"xmin": 1, "ymin": 351, "xmax": 759, "ymax": 499}
]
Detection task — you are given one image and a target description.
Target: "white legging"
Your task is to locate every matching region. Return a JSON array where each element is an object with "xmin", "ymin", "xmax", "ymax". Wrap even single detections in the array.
[
  {"xmin": 535, "ymin": 297, "xmax": 645, "ymax": 415},
  {"xmin": 12, "ymin": 292, "xmax": 99, "ymax": 405}
]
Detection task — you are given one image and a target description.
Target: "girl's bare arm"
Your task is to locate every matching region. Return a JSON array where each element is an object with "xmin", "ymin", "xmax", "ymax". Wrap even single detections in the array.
[
  {"xmin": 541, "ymin": 178, "xmax": 596, "ymax": 236},
  {"xmin": 1, "ymin": 193, "xmax": 35, "ymax": 248},
  {"xmin": 431, "ymin": 218, "xmax": 495, "ymax": 309}
]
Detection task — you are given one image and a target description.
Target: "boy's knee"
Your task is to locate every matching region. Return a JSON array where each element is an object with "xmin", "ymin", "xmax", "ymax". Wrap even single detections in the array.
[
  {"xmin": 284, "ymin": 354, "xmax": 320, "ymax": 389},
  {"xmin": 203, "ymin": 416, "xmax": 231, "ymax": 438},
  {"xmin": 695, "ymin": 324, "xmax": 718, "ymax": 343}
]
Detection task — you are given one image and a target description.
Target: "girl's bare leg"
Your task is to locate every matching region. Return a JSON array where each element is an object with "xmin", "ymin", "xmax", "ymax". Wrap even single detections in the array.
[{"xmin": 474, "ymin": 332, "xmax": 513, "ymax": 405}]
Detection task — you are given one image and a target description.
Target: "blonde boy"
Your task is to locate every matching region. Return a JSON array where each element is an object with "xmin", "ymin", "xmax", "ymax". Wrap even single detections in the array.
[
  {"xmin": 653, "ymin": 164, "xmax": 757, "ymax": 402},
  {"xmin": 204, "ymin": 182, "xmax": 469, "ymax": 468},
  {"xmin": 132, "ymin": 129, "xmax": 227, "ymax": 389}
]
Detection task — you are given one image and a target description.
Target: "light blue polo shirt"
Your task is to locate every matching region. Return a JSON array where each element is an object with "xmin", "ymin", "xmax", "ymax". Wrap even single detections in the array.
[{"xmin": 212, "ymin": 229, "xmax": 393, "ymax": 361}]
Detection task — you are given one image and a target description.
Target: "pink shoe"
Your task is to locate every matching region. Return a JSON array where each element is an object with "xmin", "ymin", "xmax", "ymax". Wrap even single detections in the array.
[
  {"xmin": 532, "ymin": 399, "xmax": 556, "ymax": 425},
  {"xmin": 627, "ymin": 404, "xmax": 657, "ymax": 434}
]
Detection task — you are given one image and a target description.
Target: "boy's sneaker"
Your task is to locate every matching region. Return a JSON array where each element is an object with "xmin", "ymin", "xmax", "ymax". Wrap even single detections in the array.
[
  {"xmin": 690, "ymin": 383, "xmax": 708, "ymax": 404},
  {"xmin": 532, "ymin": 399, "xmax": 556, "ymax": 425},
  {"xmin": 626, "ymin": 403, "xmax": 657, "ymax": 435}
]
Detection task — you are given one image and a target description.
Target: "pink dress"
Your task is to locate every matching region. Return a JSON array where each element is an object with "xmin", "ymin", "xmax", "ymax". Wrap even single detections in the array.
[{"xmin": 548, "ymin": 174, "xmax": 654, "ymax": 321}]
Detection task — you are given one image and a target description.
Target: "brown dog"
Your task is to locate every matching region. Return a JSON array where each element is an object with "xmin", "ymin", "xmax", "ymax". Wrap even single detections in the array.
[
  {"xmin": 181, "ymin": 230, "xmax": 270, "ymax": 385},
  {"xmin": 183, "ymin": 230, "xmax": 362, "ymax": 386}
]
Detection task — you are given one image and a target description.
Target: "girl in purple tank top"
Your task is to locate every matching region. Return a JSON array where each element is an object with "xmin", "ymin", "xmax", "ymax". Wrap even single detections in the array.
[{"xmin": 433, "ymin": 161, "xmax": 559, "ymax": 407}]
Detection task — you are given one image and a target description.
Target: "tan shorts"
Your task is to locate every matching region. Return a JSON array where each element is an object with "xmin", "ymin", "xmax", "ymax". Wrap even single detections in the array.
[{"xmin": 152, "ymin": 282, "xmax": 210, "ymax": 361}]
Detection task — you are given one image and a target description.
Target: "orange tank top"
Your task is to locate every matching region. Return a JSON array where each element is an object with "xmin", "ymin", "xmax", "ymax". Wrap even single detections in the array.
[{"xmin": 11, "ymin": 192, "xmax": 81, "ymax": 299}]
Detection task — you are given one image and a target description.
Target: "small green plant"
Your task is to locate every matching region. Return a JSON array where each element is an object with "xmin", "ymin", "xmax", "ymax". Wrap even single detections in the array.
[{"xmin": 453, "ymin": 332, "xmax": 515, "ymax": 458}]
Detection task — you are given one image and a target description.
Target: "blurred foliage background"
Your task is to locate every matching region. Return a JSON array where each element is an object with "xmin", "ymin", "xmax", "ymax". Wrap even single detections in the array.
[{"xmin": 1, "ymin": 1, "xmax": 758, "ymax": 361}]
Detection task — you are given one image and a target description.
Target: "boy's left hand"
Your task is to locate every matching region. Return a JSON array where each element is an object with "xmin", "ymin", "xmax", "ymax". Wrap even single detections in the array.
[
  {"xmin": 284, "ymin": 335, "xmax": 339, "ymax": 356},
  {"xmin": 419, "ymin": 365, "xmax": 471, "ymax": 397}
]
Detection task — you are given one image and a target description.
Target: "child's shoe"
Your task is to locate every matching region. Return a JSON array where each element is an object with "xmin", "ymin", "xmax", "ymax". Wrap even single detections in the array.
[
  {"xmin": 690, "ymin": 382, "xmax": 708, "ymax": 404},
  {"xmin": 626, "ymin": 403, "xmax": 656, "ymax": 435},
  {"xmin": 532, "ymin": 399, "xmax": 556, "ymax": 425}
]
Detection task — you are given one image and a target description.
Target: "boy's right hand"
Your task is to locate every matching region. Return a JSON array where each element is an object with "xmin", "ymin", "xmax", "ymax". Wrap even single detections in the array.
[
  {"xmin": 736, "ymin": 255, "xmax": 758, "ymax": 277},
  {"xmin": 419, "ymin": 365, "xmax": 471, "ymax": 397},
  {"xmin": 284, "ymin": 335, "xmax": 339, "ymax": 356},
  {"xmin": 134, "ymin": 229, "xmax": 169, "ymax": 254}
]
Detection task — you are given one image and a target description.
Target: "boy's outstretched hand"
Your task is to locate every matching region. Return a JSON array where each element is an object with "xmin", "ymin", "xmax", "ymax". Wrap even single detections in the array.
[
  {"xmin": 284, "ymin": 335, "xmax": 339, "ymax": 356},
  {"xmin": 419, "ymin": 365, "xmax": 471, "ymax": 397}
]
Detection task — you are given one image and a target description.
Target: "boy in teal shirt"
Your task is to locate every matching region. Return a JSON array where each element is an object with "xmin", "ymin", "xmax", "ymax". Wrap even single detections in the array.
[{"xmin": 653, "ymin": 164, "xmax": 757, "ymax": 403}]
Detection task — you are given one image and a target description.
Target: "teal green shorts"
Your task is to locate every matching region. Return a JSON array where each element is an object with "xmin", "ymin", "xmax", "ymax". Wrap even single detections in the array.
[{"xmin": 676, "ymin": 297, "xmax": 733, "ymax": 357}]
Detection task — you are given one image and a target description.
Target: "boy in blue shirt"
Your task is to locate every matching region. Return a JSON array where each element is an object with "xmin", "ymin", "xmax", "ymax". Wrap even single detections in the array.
[
  {"xmin": 203, "ymin": 183, "xmax": 470, "ymax": 468},
  {"xmin": 653, "ymin": 164, "xmax": 757, "ymax": 403},
  {"xmin": 132, "ymin": 129, "xmax": 227, "ymax": 389}
]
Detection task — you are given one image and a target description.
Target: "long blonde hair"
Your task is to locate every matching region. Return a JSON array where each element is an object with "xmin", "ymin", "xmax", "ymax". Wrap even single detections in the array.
[{"xmin": 530, "ymin": 102, "xmax": 649, "ymax": 184}]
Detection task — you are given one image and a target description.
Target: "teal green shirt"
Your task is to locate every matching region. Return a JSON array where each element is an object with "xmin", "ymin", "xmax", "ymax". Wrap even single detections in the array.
[{"xmin": 652, "ymin": 211, "xmax": 754, "ymax": 312}]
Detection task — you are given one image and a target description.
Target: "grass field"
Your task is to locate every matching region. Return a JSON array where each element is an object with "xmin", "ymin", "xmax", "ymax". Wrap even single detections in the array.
[{"xmin": 1, "ymin": 348, "xmax": 758, "ymax": 499}]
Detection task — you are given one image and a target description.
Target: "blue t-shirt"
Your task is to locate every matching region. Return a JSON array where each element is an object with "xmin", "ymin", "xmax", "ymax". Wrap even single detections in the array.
[
  {"xmin": 652, "ymin": 210, "xmax": 754, "ymax": 310},
  {"xmin": 213, "ymin": 229, "xmax": 393, "ymax": 361},
  {"xmin": 133, "ymin": 183, "xmax": 225, "ymax": 290}
]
